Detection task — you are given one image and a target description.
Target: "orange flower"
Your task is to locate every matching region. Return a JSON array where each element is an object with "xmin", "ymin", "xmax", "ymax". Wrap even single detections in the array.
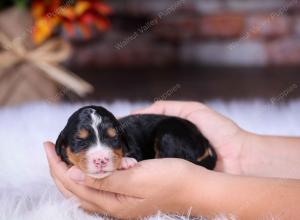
[{"xmin": 31, "ymin": 0, "xmax": 111, "ymax": 44}]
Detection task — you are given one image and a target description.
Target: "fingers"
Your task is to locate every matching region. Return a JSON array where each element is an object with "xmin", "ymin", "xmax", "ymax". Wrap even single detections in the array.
[
  {"xmin": 53, "ymin": 176, "xmax": 75, "ymax": 198},
  {"xmin": 132, "ymin": 101, "xmax": 177, "ymax": 115},
  {"xmin": 44, "ymin": 143, "xmax": 95, "ymax": 206},
  {"xmin": 44, "ymin": 141, "xmax": 62, "ymax": 164},
  {"xmin": 68, "ymin": 165, "xmax": 144, "ymax": 198},
  {"xmin": 51, "ymin": 164, "xmax": 107, "ymax": 215},
  {"xmin": 132, "ymin": 101, "xmax": 207, "ymax": 118},
  {"xmin": 44, "ymin": 142, "xmax": 93, "ymax": 197},
  {"xmin": 44, "ymin": 141, "xmax": 69, "ymax": 178},
  {"xmin": 79, "ymin": 200, "xmax": 105, "ymax": 214},
  {"xmin": 79, "ymin": 159, "xmax": 177, "ymax": 199},
  {"xmin": 54, "ymin": 174, "xmax": 106, "ymax": 215},
  {"xmin": 53, "ymin": 172, "xmax": 108, "ymax": 216},
  {"xmin": 44, "ymin": 142, "xmax": 142, "ymax": 212},
  {"xmin": 79, "ymin": 194, "xmax": 141, "ymax": 219}
]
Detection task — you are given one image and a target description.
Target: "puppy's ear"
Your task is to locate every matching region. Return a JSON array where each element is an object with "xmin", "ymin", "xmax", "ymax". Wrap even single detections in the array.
[
  {"xmin": 55, "ymin": 131, "xmax": 70, "ymax": 165},
  {"xmin": 117, "ymin": 123, "xmax": 131, "ymax": 155}
]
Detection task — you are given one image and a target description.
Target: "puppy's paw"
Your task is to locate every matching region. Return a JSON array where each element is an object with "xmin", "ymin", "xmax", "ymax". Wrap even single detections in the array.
[{"xmin": 119, "ymin": 157, "xmax": 138, "ymax": 170}]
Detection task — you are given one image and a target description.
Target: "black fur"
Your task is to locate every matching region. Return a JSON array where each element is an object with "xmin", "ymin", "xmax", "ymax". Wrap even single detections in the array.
[{"xmin": 56, "ymin": 105, "xmax": 217, "ymax": 170}]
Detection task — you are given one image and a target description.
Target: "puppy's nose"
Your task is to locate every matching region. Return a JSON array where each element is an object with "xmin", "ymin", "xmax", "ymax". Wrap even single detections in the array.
[{"xmin": 93, "ymin": 157, "xmax": 109, "ymax": 168}]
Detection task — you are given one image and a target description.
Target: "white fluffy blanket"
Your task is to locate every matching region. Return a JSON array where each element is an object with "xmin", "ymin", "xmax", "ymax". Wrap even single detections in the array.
[{"xmin": 0, "ymin": 100, "xmax": 299, "ymax": 220}]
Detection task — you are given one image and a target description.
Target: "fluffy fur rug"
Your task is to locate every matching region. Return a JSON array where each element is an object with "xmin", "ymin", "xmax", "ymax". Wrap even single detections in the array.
[{"xmin": 0, "ymin": 100, "xmax": 299, "ymax": 220}]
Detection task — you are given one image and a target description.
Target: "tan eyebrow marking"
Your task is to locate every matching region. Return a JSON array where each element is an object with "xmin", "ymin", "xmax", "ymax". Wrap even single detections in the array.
[
  {"xmin": 78, "ymin": 129, "xmax": 89, "ymax": 139},
  {"xmin": 107, "ymin": 127, "xmax": 117, "ymax": 138}
]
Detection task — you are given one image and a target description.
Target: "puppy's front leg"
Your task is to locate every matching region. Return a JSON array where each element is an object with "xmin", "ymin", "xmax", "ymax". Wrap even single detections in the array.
[{"xmin": 119, "ymin": 157, "xmax": 138, "ymax": 170}]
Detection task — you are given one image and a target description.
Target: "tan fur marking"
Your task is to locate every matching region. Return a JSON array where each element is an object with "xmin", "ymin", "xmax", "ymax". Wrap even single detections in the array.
[
  {"xmin": 154, "ymin": 138, "xmax": 160, "ymax": 158},
  {"xmin": 107, "ymin": 128, "xmax": 117, "ymax": 138},
  {"xmin": 78, "ymin": 129, "xmax": 89, "ymax": 139},
  {"xmin": 112, "ymin": 148, "xmax": 123, "ymax": 169},
  {"xmin": 154, "ymin": 146, "xmax": 160, "ymax": 158},
  {"xmin": 196, "ymin": 148, "xmax": 211, "ymax": 162},
  {"xmin": 66, "ymin": 147, "xmax": 88, "ymax": 171},
  {"xmin": 67, "ymin": 147, "xmax": 124, "ymax": 173}
]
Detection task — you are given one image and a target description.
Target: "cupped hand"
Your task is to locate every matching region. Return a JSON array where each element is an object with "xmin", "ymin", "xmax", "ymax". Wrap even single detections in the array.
[
  {"xmin": 133, "ymin": 101, "xmax": 250, "ymax": 175},
  {"xmin": 44, "ymin": 142, "xmax": 209, "ymax": 219}
]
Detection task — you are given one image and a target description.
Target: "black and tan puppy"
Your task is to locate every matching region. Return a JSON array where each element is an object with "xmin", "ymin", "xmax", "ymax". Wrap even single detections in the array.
[{"xmin": 55, "ymin": 106, "xmax": 217, "ymax": 178}]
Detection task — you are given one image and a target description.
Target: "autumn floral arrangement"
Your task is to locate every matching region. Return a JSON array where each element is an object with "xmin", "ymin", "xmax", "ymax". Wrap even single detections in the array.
[
  {"xmin": 0, "ymin": 0, "xmax": 111, "ymax": 106},
  {"xmin": 31, "ymin": 0, "xmax": 111, "ymax": 44}
]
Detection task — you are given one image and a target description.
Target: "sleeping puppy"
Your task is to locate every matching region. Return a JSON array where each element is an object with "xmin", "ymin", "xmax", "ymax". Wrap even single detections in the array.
[{"xmin": 55, "ymin": 106, "xmax": 217, "ymax": 179}]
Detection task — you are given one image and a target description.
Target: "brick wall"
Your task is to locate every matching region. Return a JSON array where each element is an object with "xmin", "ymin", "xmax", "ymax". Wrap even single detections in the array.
[{"xmin": 69, "ymin": 0, "xmax": 300, "ymax": 68}]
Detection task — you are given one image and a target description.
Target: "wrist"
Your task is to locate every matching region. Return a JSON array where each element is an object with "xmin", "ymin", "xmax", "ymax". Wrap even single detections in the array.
[
  {"xmin": 240, "ymin": 134, "xmax": 300, "ymax": 178},
  {"xmin": 239, "ymin": 132, "xmax": 265, "ymax": 176},
  {"xmin": 177, "ymin": 163, "xmax": 217, "ymax": 217}
]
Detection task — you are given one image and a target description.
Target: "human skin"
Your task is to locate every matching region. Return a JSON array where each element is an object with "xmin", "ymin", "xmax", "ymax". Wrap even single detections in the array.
[
  {"xmin": 134, "ymin": 101, "xmax": 300, "ymax": 179},
  {"xmin": 44, "ymin": 101, "xmax": 300, "ymax": 219}
]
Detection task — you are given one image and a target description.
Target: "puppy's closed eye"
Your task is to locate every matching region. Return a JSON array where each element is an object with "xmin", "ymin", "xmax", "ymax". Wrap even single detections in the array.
[{"xmin": 107, "ymin": 128, "xmax": 117, "ymax": 138}]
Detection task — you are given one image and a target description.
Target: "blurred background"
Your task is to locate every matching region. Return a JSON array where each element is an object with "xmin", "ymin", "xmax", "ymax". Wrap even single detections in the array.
[
  {"xmin": 1, "ymin": 2, "xmax": 300, "ymax": 219},
  {"xmin": 0, "ymin": 0, "xmax": 300, "ymax": 106}
]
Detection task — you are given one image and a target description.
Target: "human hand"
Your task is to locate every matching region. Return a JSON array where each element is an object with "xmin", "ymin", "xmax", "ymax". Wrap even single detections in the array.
[
  {"xmin": 44, "ymin": 142, "xmax": 210, "ymax": 219},
  {"xmin": 133, "ymin": 101, "xmax": 250, "ymax": 175}
]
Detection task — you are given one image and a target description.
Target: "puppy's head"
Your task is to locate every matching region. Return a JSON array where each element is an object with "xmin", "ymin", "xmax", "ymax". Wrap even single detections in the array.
[{"xmin": 55, "ymin": 106, "xmax": 127, "ymax": 179}]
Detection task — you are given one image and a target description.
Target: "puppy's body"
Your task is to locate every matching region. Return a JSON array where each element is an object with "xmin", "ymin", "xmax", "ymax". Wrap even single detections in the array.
[
  {"xmin": 119, "ymin": 115, "xmax": 216, "ymax": 169},
  {"xmin": 55, "ymin": 106, "xmax": 217, "ymax": 178}
]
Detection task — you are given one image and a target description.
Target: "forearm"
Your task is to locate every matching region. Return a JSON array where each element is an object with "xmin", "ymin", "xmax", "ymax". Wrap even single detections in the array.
[
  {"xmin": 241, "ymin": 132, "xmax": 300, "ymax": 178},
  {"xmin": 184, "ymin": 168, "xmax": 300, "ymax": 219}
]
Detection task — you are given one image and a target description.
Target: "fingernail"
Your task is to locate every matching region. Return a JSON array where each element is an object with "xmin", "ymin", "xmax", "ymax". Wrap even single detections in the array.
[{"xmin": 68, "ymin": 167, "xmax": 85, "ymax": 182}]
